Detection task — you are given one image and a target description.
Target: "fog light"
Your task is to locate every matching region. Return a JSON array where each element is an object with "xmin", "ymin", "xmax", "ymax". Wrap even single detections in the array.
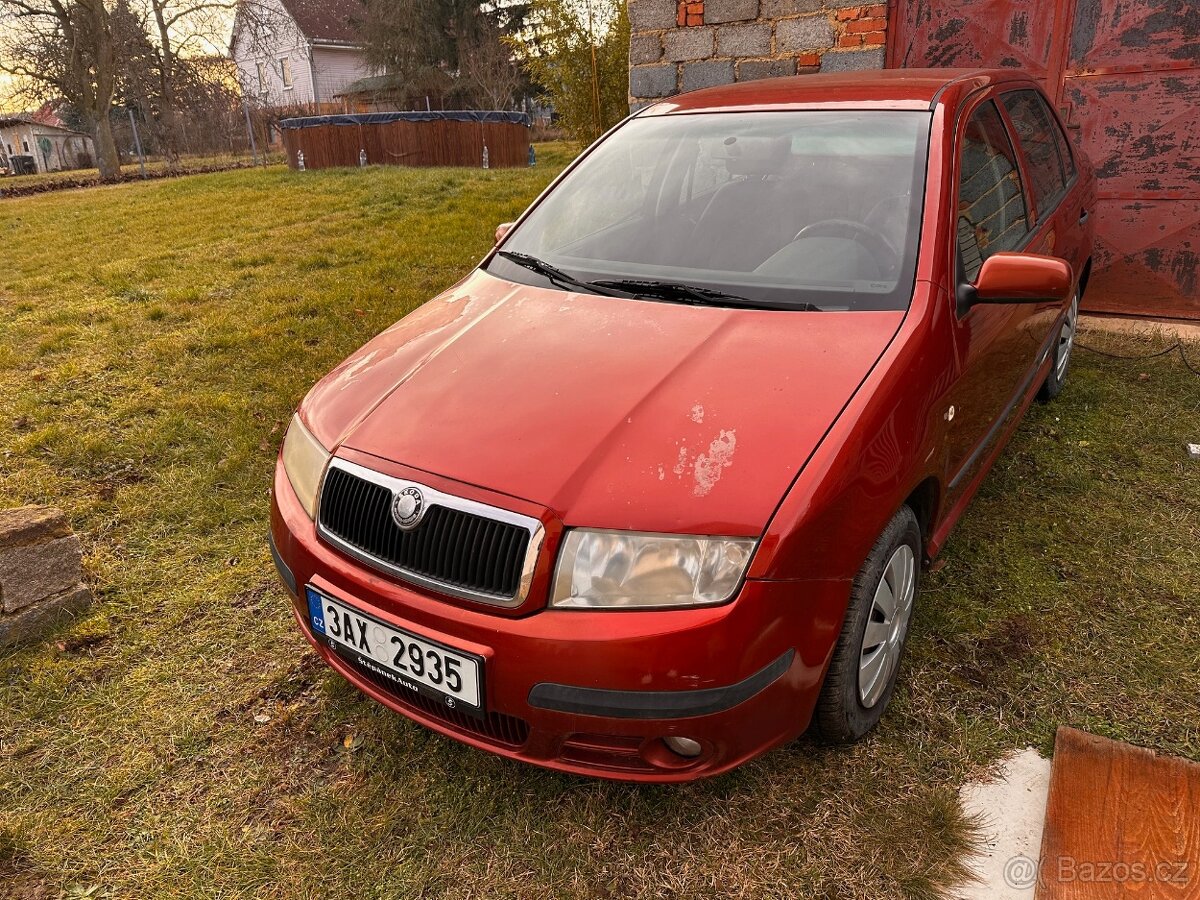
[{"xmin": 663, "ymin": 736, "xmax": 702, "ymax": 758}]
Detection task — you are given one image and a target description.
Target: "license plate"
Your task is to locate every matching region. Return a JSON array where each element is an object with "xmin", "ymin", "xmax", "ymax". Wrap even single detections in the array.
[{"xmin": 306, "ymin": 586, "xmax": 483, "ymax": 715}]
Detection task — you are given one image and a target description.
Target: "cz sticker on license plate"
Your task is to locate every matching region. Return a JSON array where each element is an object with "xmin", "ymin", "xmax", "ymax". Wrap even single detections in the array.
[{"xmin": 306, "ymin": 586, "xmax": 484, "ymax": 716}]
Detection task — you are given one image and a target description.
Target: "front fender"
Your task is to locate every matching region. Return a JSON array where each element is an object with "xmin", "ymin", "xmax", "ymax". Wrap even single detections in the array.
[{"xmin": 750, "ymin": 282, "xmax": 955, "ymax": 581}]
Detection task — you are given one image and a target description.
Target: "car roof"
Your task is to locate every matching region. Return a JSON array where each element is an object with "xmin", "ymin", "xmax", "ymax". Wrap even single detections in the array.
[{"xmin": 638, "ymin": 68, "xmax": 1038, "ymax": 115}]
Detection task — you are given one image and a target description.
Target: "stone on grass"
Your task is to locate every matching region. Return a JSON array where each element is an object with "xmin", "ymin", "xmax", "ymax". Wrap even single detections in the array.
[{"xmin": 0, "ymin": 507, "xmax": 93, "ymax": 648}]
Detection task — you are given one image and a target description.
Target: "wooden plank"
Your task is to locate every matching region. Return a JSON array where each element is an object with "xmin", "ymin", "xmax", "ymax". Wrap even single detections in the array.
[{"xmin": 1035, "ymin": 727, "xmax": 1200, "ymax": 899}]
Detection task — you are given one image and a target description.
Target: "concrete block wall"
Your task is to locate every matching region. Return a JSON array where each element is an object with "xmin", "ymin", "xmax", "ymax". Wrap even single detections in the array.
[{"xmin": 629, "ymin": 0, "xmax": 888, "ymax": 107}]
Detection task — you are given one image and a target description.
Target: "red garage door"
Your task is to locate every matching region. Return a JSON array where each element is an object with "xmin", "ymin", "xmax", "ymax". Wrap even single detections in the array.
[{"xmin": 888, "ymin": 0, "xmax": 1200, "ymax": 320}]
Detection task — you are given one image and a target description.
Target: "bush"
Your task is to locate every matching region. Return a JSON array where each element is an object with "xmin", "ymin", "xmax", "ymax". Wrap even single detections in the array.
[{"xmin": 511, "ymin": 0, "xmax": 630, "ymax": 144}]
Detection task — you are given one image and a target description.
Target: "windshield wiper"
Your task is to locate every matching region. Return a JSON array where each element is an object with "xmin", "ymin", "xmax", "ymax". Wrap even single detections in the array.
[
  {"xmin": 590, "ymin": 278, "xmax": 819, "ymax": 311},
  {"xmin": 495, "ymin": 251, "xmax": 628, "ymax": 297},
  {"xmin": 495, "ymin": 258, "xmax": 819, "ymax": 310}
]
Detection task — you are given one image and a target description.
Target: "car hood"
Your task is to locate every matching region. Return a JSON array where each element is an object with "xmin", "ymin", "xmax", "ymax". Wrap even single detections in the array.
[{"xmin": 303, "ymin": 270, "xmax": 904, "ymax": 535}]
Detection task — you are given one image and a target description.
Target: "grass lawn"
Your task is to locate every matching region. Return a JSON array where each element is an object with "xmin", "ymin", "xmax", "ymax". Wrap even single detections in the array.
[{"xmin": 1, "ymin": 144, "xmax": 1198, "ymax": 899}]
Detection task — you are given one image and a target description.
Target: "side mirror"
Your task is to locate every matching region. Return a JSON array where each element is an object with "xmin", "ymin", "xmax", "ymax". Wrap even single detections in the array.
[
  {"xmin": 495, "ymin": 222, "xmax": 515, "ymax": 245},
  {"xmin": 963, "ymin": 252, "xmax": 1073, "ymax": 308}
]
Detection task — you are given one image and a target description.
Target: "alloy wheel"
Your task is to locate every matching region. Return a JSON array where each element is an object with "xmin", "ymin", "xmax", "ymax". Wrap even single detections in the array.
[
  {"xmin": 1056, "ymin": 294, "xmax": 1079, "ymax": 381},
  {"xmin": 858, "ymin": 544, "xmax": 916, "ymax": 708}
]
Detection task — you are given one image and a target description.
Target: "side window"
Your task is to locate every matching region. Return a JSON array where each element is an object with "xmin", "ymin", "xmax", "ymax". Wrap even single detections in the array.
[
  {"xmin": 1047, "ymin": 105, "xmax": 1076, "ymax": 182},
  {"xmin": 958, "ymin": 100, "xmax": 1029, "ymax": 282},
  {"xmin": 1001, "ymin": 90, "xmax": 1070, "ymax": 219}
]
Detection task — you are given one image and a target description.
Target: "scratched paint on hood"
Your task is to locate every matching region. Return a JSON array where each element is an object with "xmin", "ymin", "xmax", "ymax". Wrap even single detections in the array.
[{"xmin": 693, "ymin": 430, "xmax": 737, "ymax": 497}]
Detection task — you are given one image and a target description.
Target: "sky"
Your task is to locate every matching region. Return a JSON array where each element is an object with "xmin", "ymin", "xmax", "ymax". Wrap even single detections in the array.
[{"xmin": 0, "ymin": 73, "xmax": 19, "ymax": 112}]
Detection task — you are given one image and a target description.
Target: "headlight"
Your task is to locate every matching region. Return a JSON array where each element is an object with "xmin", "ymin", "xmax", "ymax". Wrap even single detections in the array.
[
  {"xmin": 281, "ymin": 413, "xmax": 330, "ymax": 519},
  {"xmin": 551, "ymin": 529, "xmax": 756, "ymax": 609}
]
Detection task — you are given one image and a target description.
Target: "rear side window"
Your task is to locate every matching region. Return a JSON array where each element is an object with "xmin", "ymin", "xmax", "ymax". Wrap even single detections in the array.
[
  {"xmin": 1001, "ymin": 90, "xmax": 1071, "ymax": 219},
  {"xmin": 957, "ymin": 100, "xmax": 1029, "ymax": 282},
  {"xmin": 1047, "ymin": 108, "xmax": 1075, "ymax": 181}
]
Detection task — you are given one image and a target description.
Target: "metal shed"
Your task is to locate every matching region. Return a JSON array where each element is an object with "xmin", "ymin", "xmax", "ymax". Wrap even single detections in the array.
[
  {"xmin": 0, "ymin": 116, "xmax": 95, "ymax": 175},
  {"xmin": 888, "ymin": 0, "xmax": 1200, "ymax": 320},
  {"xmin": 278, "ymin": 111, "xmax": 532, "ymax": 171}
]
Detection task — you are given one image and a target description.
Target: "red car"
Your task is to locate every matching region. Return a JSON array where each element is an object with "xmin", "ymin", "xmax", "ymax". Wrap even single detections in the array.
[{"xmin": 270, "ymin": 69, "xmax": 1093, "ymax": 781}]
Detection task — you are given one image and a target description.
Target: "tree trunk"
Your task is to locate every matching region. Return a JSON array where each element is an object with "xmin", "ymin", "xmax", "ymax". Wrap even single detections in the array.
[
  {"xmin": 157, "ymin": 83, "xmax": 181, "ymax": 166},
  {"xmin": 151, "ymin": 1, "xmax": 182, "ymax": 167},
  {"xmin": 77, "ymin": 0, "xmax": 121, "ymax": 182},
  {"xmin": 92, "ymin": 111, "xmax": 122, "ymax": 181}
]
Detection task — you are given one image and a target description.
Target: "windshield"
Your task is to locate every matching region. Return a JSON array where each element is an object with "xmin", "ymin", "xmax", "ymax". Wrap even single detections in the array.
[{"xmin": 487, "ymin": 110, "xmax": 932, "ymax": 311}]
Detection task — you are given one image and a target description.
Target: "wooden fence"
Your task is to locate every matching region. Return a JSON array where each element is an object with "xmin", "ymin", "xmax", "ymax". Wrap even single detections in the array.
[{"xmin": 279, "ymin": 114, "xmax": 530, "ymax": 170}]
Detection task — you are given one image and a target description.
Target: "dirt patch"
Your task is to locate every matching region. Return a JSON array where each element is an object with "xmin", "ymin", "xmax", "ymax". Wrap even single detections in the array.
[
  {"xmin": 0, "ymin": 830, "xmax": 51, "ymax": 900},
  {"xmin": 947, "ymin": 615, "xmax": 1045, "ymax": 689}
]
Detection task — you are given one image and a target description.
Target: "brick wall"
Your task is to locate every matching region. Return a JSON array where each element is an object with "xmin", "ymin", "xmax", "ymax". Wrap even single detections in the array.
[{"xmin": 629, "ymin": 0, "xmax": 889, "ymax": 107}]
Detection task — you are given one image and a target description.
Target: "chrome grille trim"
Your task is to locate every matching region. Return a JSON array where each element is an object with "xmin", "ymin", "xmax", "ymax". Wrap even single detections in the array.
[{"xmin": 315, "ymin": 457, "xmax": 544, "ymax": 608}]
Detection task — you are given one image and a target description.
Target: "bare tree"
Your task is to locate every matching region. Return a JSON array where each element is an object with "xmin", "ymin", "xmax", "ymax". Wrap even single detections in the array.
[
  {"xmin": 459, "ymin": 20, "xmax": 523, "ymax": 110},
  {"xmin": 0, "ymin": 0, "xmax": 123, "ymax": 179},
  {"xmin": 137, "ymin": 0, "xmax": 238, "ymax": 165}
]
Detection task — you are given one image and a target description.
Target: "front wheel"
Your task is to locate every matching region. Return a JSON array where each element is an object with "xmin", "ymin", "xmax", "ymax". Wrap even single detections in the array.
[
  {"xmin": 1039, "ymin": 293, "xmax": 1079, "ymax": 401},
  {"xmin": 813, "ymin": 505, "xmax": 921, "ymax": 743}
]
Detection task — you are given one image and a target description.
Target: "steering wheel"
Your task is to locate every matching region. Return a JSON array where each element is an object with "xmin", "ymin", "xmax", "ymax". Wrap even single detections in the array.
[{"xmin": 793, "ymin": 218, "xmax": 898, "ymax": 276}]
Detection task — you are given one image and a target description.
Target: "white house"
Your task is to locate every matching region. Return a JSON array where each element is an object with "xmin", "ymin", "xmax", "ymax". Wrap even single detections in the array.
[
  {"xmin": 230, "ymin": 0, "xmax": 374, "ymax": 108},
  {"xmin": 0, "ymin": 116, "xmax": 95, "ymax": 175}
]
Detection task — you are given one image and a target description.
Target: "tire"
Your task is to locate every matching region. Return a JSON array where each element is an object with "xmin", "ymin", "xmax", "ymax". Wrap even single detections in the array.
[
  {"xmin": 814, "ymin": 505, "xmax": 921, "ymax": 744},
  {"xmin": 1039, "ymin": 293, "xmax": 1079, "ymax": 402}
]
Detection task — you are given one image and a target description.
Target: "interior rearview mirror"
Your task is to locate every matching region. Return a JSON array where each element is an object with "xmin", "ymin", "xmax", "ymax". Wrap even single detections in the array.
[
  {"xmin": 965, "ymin": 252, "xmax": 1073, "ymax": 308},
  {"xmin": 495, "ymin": 222, "xmax": 515, "ymax": 245}
]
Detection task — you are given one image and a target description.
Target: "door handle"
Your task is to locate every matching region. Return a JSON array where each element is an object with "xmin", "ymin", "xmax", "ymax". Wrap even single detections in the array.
[{"xmin": 1079, "ymin": 209, "xmax": 1090, "ymax": 223}]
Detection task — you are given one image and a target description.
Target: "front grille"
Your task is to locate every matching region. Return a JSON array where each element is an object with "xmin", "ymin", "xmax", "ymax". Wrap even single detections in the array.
[
  {"xmin": 318, "ymin": 464, "xmax": 532, "ymax": 600},
  {"xmin": 349, "ymin": 655, "xmax": 530, "ymax": 748}
]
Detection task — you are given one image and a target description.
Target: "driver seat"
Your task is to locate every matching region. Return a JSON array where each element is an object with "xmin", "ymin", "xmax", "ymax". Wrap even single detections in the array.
[
  {"xmin": 688, "ymin": 136, "xmax": 793, "ymax": 271},
  {"xmin": 862, "ymin": 193, "xmax": 910, "ymax": 278}
]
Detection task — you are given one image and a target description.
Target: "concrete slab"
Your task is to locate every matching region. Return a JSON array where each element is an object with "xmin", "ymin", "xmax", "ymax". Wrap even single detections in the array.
[
  {"xmin": 1080, "ymin": 315, "xmax": 1200, "ymax": 344},
  {"xmin": 953, "ymin": 748, "xmax": 1053, "ymax": 899}
]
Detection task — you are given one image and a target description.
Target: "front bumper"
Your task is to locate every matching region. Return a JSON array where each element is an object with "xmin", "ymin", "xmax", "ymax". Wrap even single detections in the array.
[{"xmin": 271, "ymin": 461, "xmax": 850, "ymax": 782}]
